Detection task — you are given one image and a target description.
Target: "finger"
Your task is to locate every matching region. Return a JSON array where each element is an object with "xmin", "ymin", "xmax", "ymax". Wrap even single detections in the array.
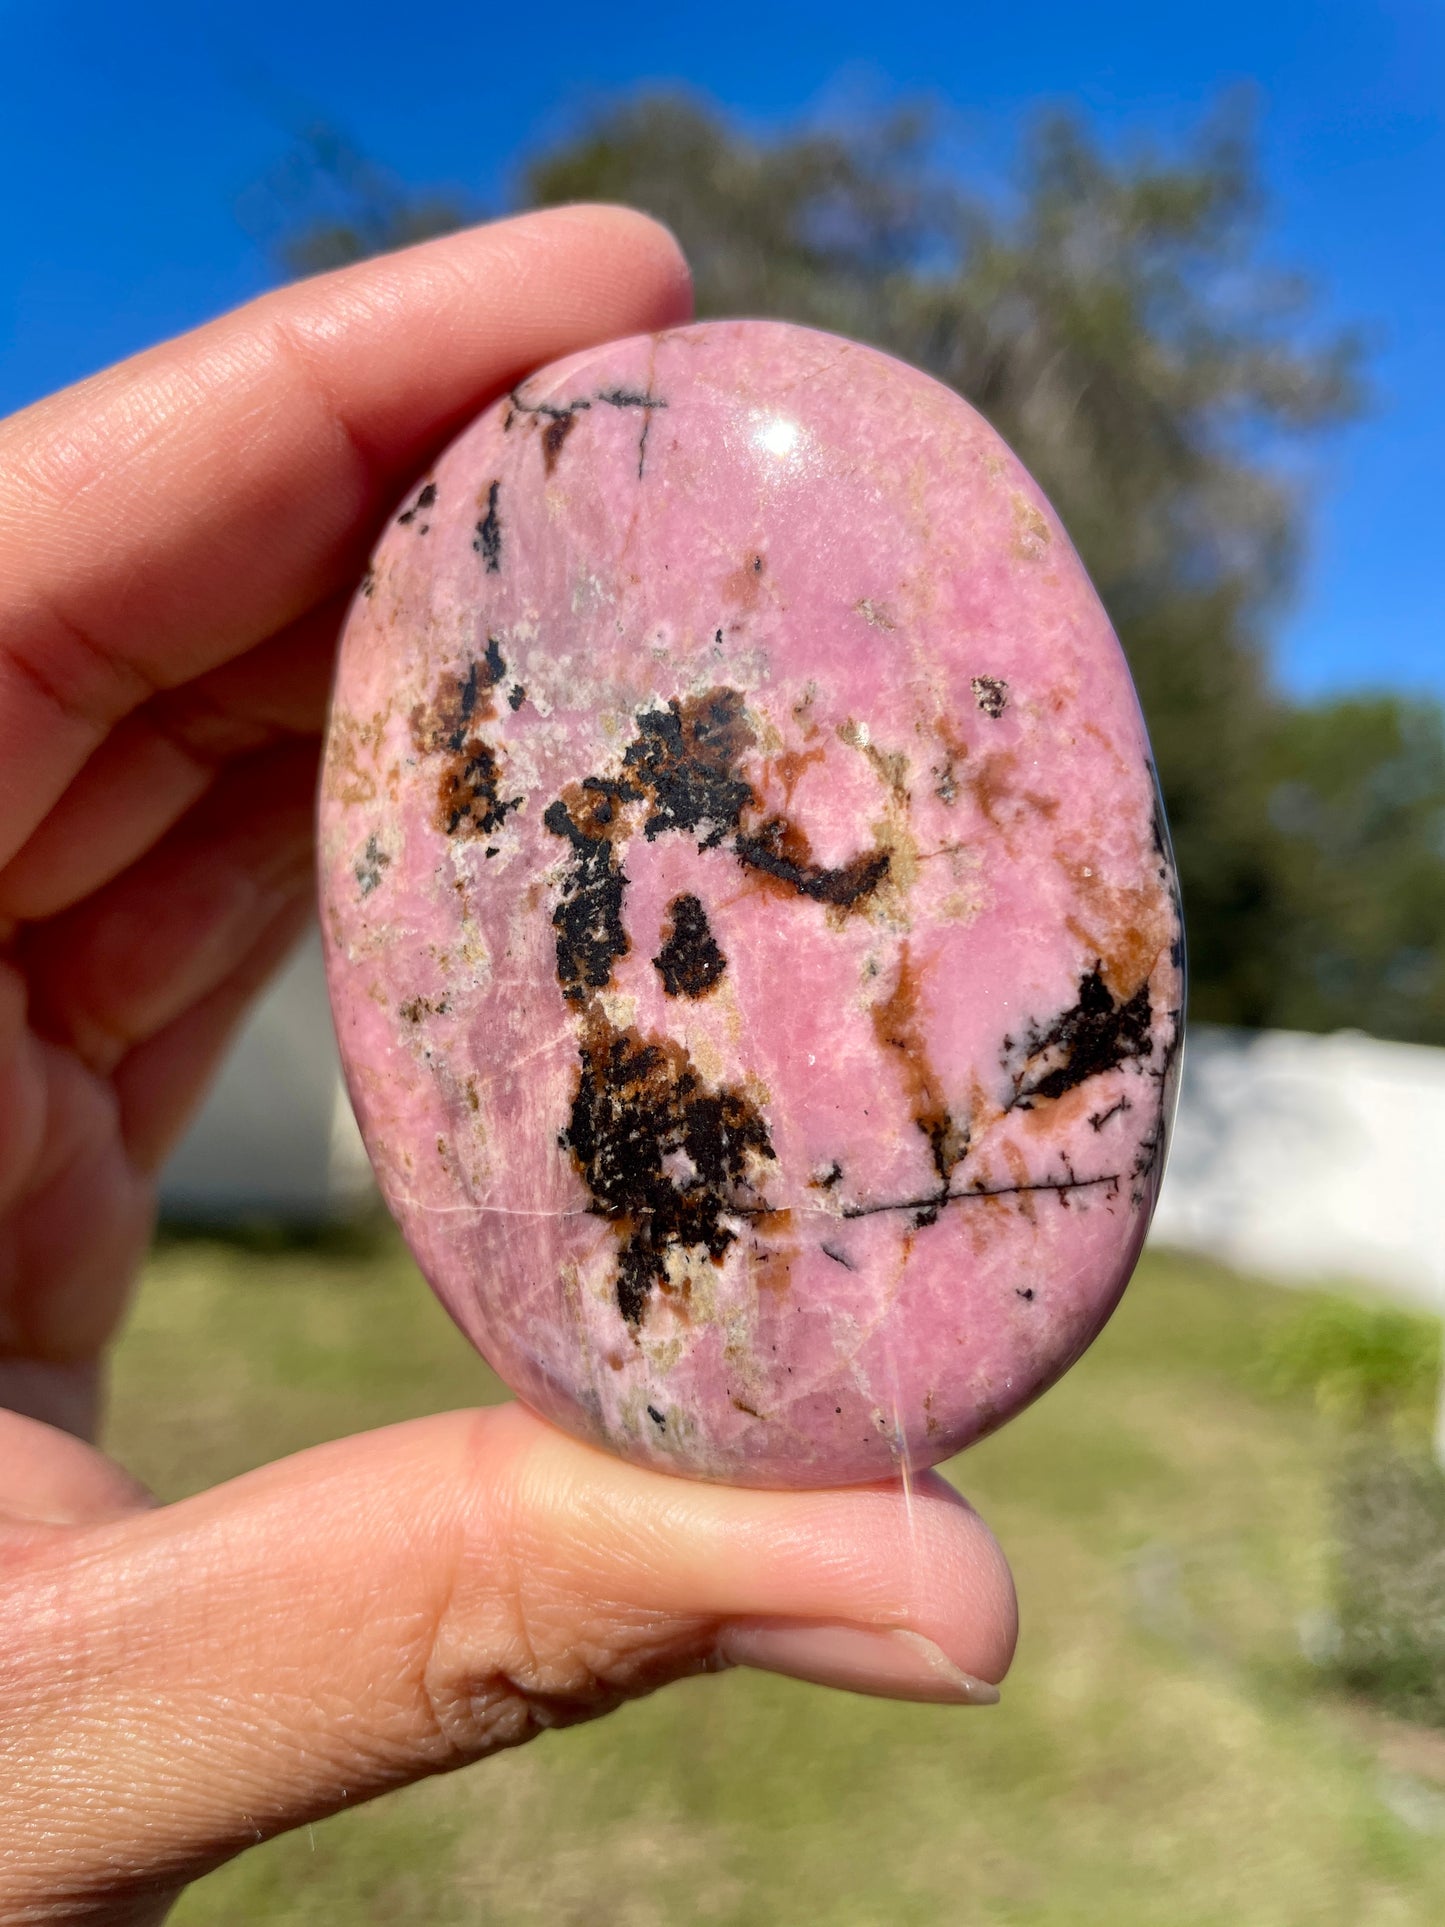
[
  {"xmin": 0, "ymin": 715, "xmax": 229, "ymax": 924},
  {"xmin": 0, "ymin": 1359, "xmax": 103, "ymax": 1445},
  {"xmin": 0, "ymin": 1406, "xmax": 153, "ymax": 1525},
  {"xmin": 114, "ymin": 892, "xmax": 314, "ymax": 1174},
  {"xmin": 0, "ymin": 1033, "xmax": 154, "ymax": 1366},
  {"xmin": 0, "ymin": 1034, "xmax": 154, "ymax": 1367},
  {"xmin": 22, "ymin": 741, "xmax": 318, "ymax": 1074},
  {"xmin": 0, "ymin": 590, "xmax": 342, "ymax": 921},
  {"xmin": 0, "ymin": 1406, "xmax": 1016, "ymax": 1914},
  {"xmin": 1, "ymin": 889, "xmax": 308, "ymax": 1379},
  {"xmin": 0, "ymin": 206, "xmax": 692, "ymax": 869},
  {"xmin": 0, "ymin": 959, "xmax": 45, "ymax": 1217}
]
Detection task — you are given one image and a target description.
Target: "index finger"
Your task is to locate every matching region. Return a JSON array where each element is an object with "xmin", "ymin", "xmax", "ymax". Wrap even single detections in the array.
[{"xmin": 0, "ymin": 207, "xmax": 692, "ymax": 870}]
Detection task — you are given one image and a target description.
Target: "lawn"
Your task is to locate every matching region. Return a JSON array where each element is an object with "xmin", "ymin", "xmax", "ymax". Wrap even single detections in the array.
[{"xmin": 107, "ymin": 1229, "xmax": 1445, "ymax": 1926}]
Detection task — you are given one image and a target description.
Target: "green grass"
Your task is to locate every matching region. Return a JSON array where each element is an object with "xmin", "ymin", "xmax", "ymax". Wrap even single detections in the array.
[{"xmin": 108, "ymin": 1231, "xmax": 1445, "ymax": 1926}]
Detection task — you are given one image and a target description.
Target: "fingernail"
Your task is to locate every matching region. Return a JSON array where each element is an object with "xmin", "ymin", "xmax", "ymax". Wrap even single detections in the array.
[{"xmin": 716, "ymin": 1620, "xmax": 1001, "ymax": 1705}]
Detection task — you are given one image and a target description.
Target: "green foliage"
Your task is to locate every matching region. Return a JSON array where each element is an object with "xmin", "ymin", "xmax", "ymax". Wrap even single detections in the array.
[
  {"xmin": 1259, "ymin": 1294, "xmax": 1440, "ymax": 1427},
  {"xmin": 1263, "ymin": 698, "xmax": 1445, "ymax": 1039},
  {"xmin": 244, "ymin": 125, "xmax": 478, "ymax": 278},
  {"xmin": 258, "ymin": 94, "xmax": 1445, "ymax": 1043},
  {"xmin": 1256, "ymin": 1298, "xmax": 1445, "ymax": 1729},
  {"xmin": 1334, "ymin": 1445, "xmax": 1445, "ymax": 1727}
]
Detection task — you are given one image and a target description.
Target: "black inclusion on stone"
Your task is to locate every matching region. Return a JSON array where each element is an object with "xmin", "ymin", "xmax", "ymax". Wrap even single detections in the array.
[
  {"xmin": 455, "ymin": 663, "xmax": 481, "ymax": 743},
  {"xmin": 543, "ymin": 797, "xmax": 630, "ymax": 1002},
  {"xmin": 1012, "ymin": 965, "xmax": 1154, "ymax": 1106},
  {"xmin": 971, "ymin": 675, "xmax": 1008, "ymax": 719},
  {"xmin": 596, "ymin": 386, "xmax": 667, "ymax": 481},
  {"xmin": 397, "ymin": 481, "xmax": 437, "ymax": 527},
  {"xmin": 544, "ymin": 684, "xmax": 896, "ymax": 1327},
  {"xmin": 474, "ymin": 481, "xmax": 502, "ymax": 571},
  {"xmin": 563, "ymin": 1019, "xmax": 775, "ymax": 1326},
  {"xmin": 653, "ymin": 893, "xmax": 727, "ymax": 999},
  {"xmin": 354, "ymin": 834, "xmax": 390, "ymax": 897},
  {"xmin": 620, "ymin": 689, "xmax": 755, "ymax": 845}
]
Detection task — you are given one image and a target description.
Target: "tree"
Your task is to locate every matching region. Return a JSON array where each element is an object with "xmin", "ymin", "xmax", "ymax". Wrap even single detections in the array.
[
  {"xmin": 257, "ymin": 95, "xmax": 1445, "ymax": 1044},
  {"xmin": 1263, "ymin": 697, "xmax": 1445, "ymax": 1040},
  {"xmin": 244, "ymin": 125, "xmax": 471, "ymax": 278}
]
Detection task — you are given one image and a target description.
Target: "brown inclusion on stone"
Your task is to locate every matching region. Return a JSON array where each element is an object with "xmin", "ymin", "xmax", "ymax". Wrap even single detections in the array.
[
  {"xmin": 541, "ymin": 411, "xmax": 581, "ymax": 472},
  {"xmin": 871, "ymin": 941, "xmax": 970, "ymax": 1216},
  {"xmin": 411, "ymin": 645, "xmax": 520, "ymax": 838},
  {"xmin": 966, "ymin": 748, "xmax": 1059, "ymax": 833}
]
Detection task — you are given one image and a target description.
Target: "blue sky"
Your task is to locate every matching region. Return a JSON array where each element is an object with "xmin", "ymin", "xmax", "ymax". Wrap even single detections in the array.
[{"xmin": 2, "ymin": 0, "xmax": 1440, "ymax": 703}]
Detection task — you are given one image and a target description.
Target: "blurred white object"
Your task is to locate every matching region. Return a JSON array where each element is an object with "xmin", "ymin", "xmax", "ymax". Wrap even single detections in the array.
[
  {"xmin": 158, "ymin": 930, "xmax": 373, "ymax": 1224},
  {"xmin": 1151, "ymin": 1025, "xmax": 1445, "ymax": 1312}
]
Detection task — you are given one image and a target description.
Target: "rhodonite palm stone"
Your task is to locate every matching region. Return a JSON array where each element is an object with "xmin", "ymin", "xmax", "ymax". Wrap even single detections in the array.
[{"xmin": 319, "ymin": 319, "xmax": 1184, "ymax": 1487}]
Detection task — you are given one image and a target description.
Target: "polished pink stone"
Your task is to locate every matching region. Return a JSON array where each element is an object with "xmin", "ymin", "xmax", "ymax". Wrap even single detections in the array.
[{"xmin": 319, "ymin": 319, "xmax": 1184, "ymax": 1488}]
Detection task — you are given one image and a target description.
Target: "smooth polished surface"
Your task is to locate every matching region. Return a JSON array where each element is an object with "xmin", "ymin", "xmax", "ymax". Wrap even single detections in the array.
[{"xmin": 319, "ymin": 320, "xmax": 1184, "ymax": 1486}]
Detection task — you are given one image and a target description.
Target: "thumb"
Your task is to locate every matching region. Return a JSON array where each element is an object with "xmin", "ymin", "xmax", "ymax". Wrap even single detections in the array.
[{"xmin": 0, "ymin": 1404, "xmax": 1015, "ymax": 1917}]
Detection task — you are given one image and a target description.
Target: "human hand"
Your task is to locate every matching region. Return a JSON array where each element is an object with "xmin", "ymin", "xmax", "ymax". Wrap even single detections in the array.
[{"xmin": 0, "ymin": 209, "xmax": 1016, "ymax": 1925}]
